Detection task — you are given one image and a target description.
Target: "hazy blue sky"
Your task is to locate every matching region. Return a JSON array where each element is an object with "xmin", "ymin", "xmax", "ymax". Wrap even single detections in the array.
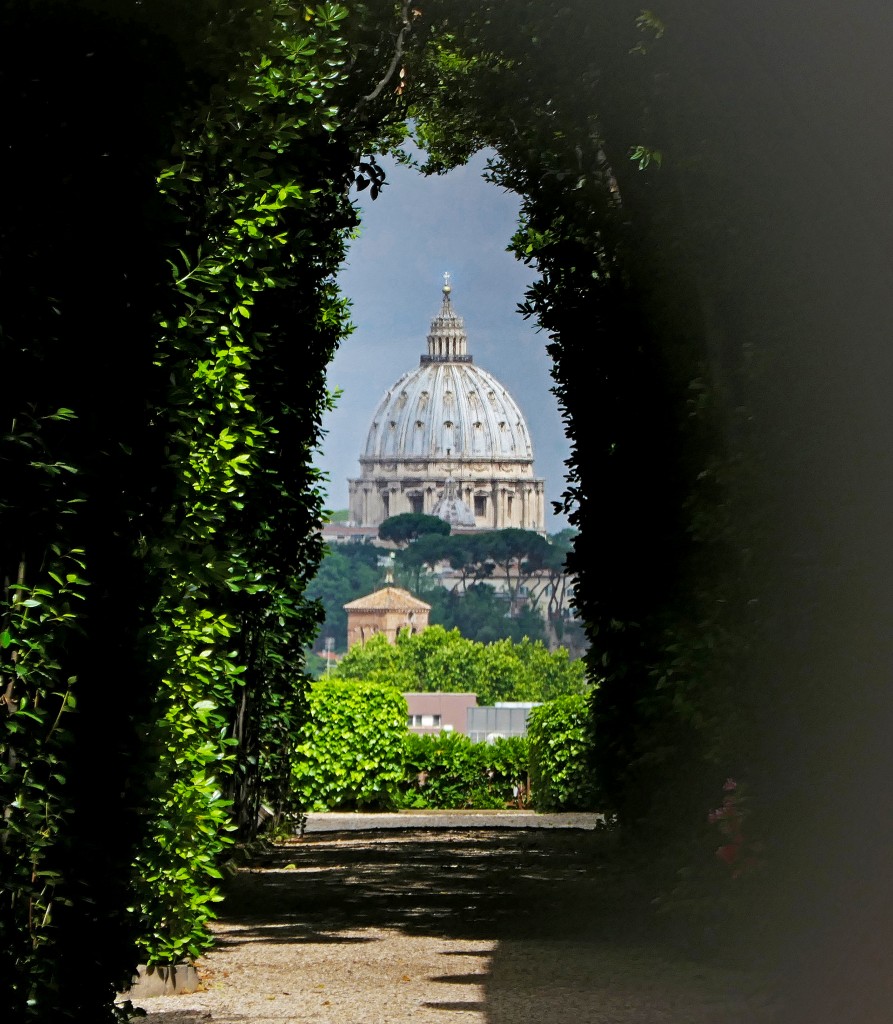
[{"xmin": 315, "ymin": 150, "xmax": 571, "ymax": 530}]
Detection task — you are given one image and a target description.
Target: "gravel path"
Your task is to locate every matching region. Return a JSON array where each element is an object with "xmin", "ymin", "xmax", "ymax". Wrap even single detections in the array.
[{"xmin": 134, "ymin": 814, "xmax": 772, "ymax": 1024}]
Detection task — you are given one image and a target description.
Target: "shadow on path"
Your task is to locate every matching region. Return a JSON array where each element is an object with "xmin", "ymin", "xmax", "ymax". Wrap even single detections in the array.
[{"xmin": 196, "ymin": 826, "xmax": 772, "ymax": 1023}]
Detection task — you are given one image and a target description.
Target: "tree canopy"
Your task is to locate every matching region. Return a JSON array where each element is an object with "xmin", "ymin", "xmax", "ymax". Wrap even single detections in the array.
[
  {"xmin": 307, "ymin": 528, "xmax": 574, "ymax": 649},
  {"xmin": 425, "ymin": 582, "xmax": 549, "ymax": 646},
  {"xmin": 378, "ymin": 512, "xmax": 451, "ymax": 545},
  {"xmin": 332, "ymin": 625, "xmax": 588, "ymax": 706},
  {"xmin": 305, "ymin": 542, "xmax": 383, "ymax": 651}
]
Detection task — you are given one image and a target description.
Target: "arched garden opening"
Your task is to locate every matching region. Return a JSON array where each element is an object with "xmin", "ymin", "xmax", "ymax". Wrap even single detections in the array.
[{"xmin": 3, "ymin": 2, "xmax": 892, "ymax": 1021}]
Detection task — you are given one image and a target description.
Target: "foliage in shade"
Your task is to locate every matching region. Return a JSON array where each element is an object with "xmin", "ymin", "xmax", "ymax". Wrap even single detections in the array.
[
  {"xmin": 0, "ymin": 0, "xmax": 414, "ymax": 1013},
  {"xmin": 527, "ymin": 696, "xmax": 599, "ymax": 812},
  {"xmin": 292, "ymin": 679, "xmax": 408, "ymax": 811},
  {"xmin": 404, "ymin": 0, "xmax": 740, "ymax": 847},
  {"xmin": 0, "ymin": 4, "xmax": 204, "ymax": 1015}
]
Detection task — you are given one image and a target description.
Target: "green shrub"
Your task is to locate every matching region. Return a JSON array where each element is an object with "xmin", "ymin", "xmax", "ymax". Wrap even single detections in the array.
[
  {"xmin": 527, "ymin": 696, "xmax": 599, "ymax": 811},
  {"xmin": 487, "ymin": 736, "xmax": 531, "ymax": 802},
  {"xmin": 400, "ymin": 732, "xmax": 529, "ymax": 809},
  {"xmin": 292, "ymin": 679, "xmax": 407, "ymax": 811}
]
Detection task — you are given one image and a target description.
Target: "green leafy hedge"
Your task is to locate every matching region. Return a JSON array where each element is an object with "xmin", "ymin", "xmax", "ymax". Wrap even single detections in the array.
[
  {"xmin": 293, "ymin": 683, "xmax": 603, "ymax": 813},
  {"xmin": 400, "ymin": 732, "xmax": 529, "ymax": 809},
  {"xmin": 292, "ymin": 680, "xmax": 407, "ymax": 811},
  {"xmin": 527, "ymin": 696, "xmax": 599, "ymax": 811}
]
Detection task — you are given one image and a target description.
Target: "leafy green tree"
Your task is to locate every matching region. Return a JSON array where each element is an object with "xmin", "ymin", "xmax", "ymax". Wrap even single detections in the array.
[
  {"xmin": 333, "ymin": 625, "xmax": 587, "ymax": 705},
  {"xmin": 522, "ymin": 537, "xmax": 573, "ymax": 642},
  {"xmin": 393, "ymin": 531, "xmax": 453, "ymax": 593},
  {"xmin": 327, "ymin": 632, "xmax": 405, "ymax": 686},
  {"xmin": 305, "ymin": 542, "xmax": 383, "ymax": 651},
  {"xmin": 426, "ymin": 582, "xmax": 547, "ymax": 644},
  {"xmin": 437, "ymin": 533, "xmax": 497, "ymax": 591},
  {"xmin": 549, "ymin": 527, "xmax": 578, "ymax": 549},
  {"xmin": 477, "ymin": 528, "xmax": 552, "ymax": 607},
  {"xmin": 378, "ymin": 512, "xmax": 451, "ymax": 545},
  {"xmin": 394, "ymin": 527, "xmax": 554, "ymax": 601},
  {"xmin": 389, "ymin": 527, "xmax": 572, "ymax": 644}
]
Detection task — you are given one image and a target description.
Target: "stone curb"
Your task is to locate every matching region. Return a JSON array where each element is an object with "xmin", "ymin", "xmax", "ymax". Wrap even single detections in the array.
[{"xmin": 119, "ymin": 963, "xmax": 201, "ymax": 999}]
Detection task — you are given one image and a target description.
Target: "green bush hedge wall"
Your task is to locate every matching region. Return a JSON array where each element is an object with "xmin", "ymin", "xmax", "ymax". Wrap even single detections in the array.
[
  {"xmin": 527, "ymin": 695, "xmax": 599, "ymax": 811},
  {"xmin": 400, "ymin": 733, "xmax": 529, "ymax": 809},
  {"xmin": 293, "ymin": 684, "xmax": 601, "ymax": 813},
  {"xmin": 292, "ymin": 679, "xmax": 407, "ymax": 811}
]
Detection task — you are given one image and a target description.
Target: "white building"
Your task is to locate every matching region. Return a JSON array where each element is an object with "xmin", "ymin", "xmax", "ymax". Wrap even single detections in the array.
[{"xmin": 348, "ymin": 276, "xmax": 546, "ymax": 533}]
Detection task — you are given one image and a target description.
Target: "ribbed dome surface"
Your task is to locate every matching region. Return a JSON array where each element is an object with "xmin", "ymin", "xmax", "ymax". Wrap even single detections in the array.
[
  {"xmin": 363, "ymin": 361, "xmax": 533, "ymax": 461},
  {"xmin": 363, "ymin": 279, "xmax": 534, "ymax": 462}
]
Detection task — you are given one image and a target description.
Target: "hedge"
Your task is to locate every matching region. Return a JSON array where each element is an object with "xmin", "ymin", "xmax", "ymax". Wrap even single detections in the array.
[
  {"xmin": 292, "ymin": 679, "xmax": 406, "ymax": 811},
  {"xmin": 527, "ymin": 695, "xmax": 599, "ymax": 811},
  {"xmin": 400, "ymin": 732, "xmax": 529, "ymax": 809}
]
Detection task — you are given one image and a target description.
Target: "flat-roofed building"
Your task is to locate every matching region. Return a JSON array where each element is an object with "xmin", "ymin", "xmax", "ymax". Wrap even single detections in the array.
[
  {"xmin": 467, "ymin": 702, "xmax": 541, "ymax": 743},
  {"xmin": 405, "ymin": 692, "xmax": 478, "ymax": 735}
]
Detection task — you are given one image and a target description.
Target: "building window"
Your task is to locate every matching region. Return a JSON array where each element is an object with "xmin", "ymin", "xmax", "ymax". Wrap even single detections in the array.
[
  {"xmin": 408, "ymin": 714, "xmax": 442, "ymax": 727},
  {"xmin": 409, "ymin": 494, "xmax": 423, "ymax": 514},
  {"xmin": 474, "ymin": 495, "xmax": 486, "ymax": 517},
  {"xmin": 382, "ymin": 492, "xmax": 390, "ymax": 517}
]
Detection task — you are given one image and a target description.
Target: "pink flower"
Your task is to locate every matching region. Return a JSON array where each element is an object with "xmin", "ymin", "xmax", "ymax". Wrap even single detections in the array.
[
  {"xmin": 716, "ymin": 843, "xmax": 741, "ymax": 866},
  {"xmin": 723, "ymin": 778, "xmax": 737, "ymax": 791}
]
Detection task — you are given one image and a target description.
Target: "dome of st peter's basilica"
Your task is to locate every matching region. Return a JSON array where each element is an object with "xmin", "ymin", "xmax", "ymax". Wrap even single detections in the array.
[{"xmin": 348, "ymin": 277, "xmax": 546, "ymax": 533}]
